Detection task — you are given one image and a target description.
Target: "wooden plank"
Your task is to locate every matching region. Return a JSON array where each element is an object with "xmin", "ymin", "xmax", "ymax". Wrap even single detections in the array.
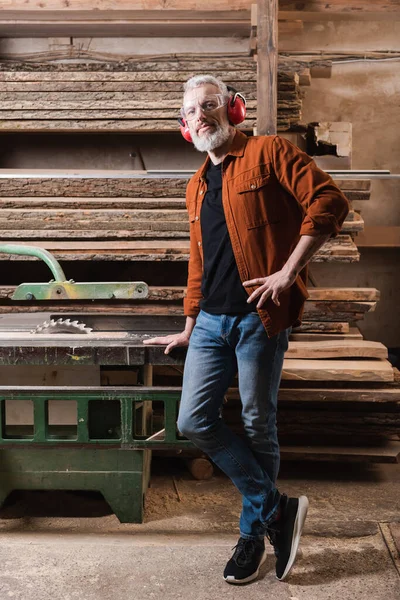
[
  {"xmin": 277, "ymin": 387, "xmax": 400, "ymax": 404},
  {"xmin": 0, "ymin": 94, "xmax": 261, "ymax": 106},
  {"xmin": 0, "ymin": 81, "xmax": 255, "ymax": 93},
  {"xmin": 0, "ymin": 19, "xmax": 254, "ymax": 38},
  {"xmin": 281, "ymin": 359, "xmax": 394, "ymax": 382},
  {"xmin": 279, "ymin": 442, "xmax": 400, "ymax": 463},
  {"xmin": 0, "ymin": 70, "xmax": 259, "ymax": 82},
  {"xmin": 0, "ymin": 177, "xmax": 189, "ymax": 198},
  {"xmin": 0, "ymin": 240, "xmax": 191, "ymax": 249},
  {"xmin": 0, "ymin": 59, "xmax": 257, "ymax": 74},
  {"xmin": 286, "ymin": 340, "xmax": 387, "ymax": 360},
  {"xmin": 0, "ymin": 63, "xmax": 297, "ymax": 78},
  {"xmin": 256, "ymin": 0, "xmax": 278, "ymax": 136},
  {"xmin": 289, "ymin": 330, "xmax": 363, "ymax": 341},
  {"xmin": 0, "ymin": 3, "xmax": 396, "ymax": 18},
  {"xmin": 0, "ymin": 119, "xmax": 258, "ymax": 133},
  {"xmin": 341, "ymin": 190, "xmax": 370, "ymax": 201},
  {"xmin": 334, "ymin": 179, "xmax": 371, "ymax": 192},
  {"xmin": 293, "ymin": 322, "xmax": 348, "ymax": 334},
  {"xmin": 0, "ymin": 198, "xmax": 187, "ymax": 210},
  {"xmin": 304, "ymin": 301, "xmax": 376, "ymax": 319},
  {"xmin": 341, "ymin": 212, "xmax": 364, "ymax": 233},
  {"xmin": 0, "ymin": 108, "xmax": 260, "ymax": 119},
  {"xmin": 356, "ymin": 226, "xmax": 400, "ymax": 248},
  {"xmin": 279, "ymin": 1, "xmax": 400, "ymax": 19},
  {"xmin": 307, "ymin": 288, "xmax": 380, "ymax": 302}
]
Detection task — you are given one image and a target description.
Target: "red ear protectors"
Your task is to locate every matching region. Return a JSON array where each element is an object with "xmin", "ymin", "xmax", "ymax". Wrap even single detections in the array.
[
  {"xmin": 226, "ymin": 85, "xmax": 247, "ymax": 126},
  {"xmin": 178, "ymin": 86, "xmax": 247, "ymax": 143},
  {"xmin": 178, "ymin": 117, "xmax": 193, "ymax": 143}
]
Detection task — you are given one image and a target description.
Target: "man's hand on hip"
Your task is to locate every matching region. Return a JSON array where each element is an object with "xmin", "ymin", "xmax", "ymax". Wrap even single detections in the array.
[{"xmin": 243, "ymin": 268, "xmax": 297, "ymax": 309}]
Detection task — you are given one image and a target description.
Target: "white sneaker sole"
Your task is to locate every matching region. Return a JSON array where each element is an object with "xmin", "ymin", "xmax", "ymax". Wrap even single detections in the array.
[
  {"xmin": 224, "ymin": 550, "xmax": 267, "ymax": 585},
  {"xmin": 277, "ymin": 495, "xmax": 309, "ymax": 582}
]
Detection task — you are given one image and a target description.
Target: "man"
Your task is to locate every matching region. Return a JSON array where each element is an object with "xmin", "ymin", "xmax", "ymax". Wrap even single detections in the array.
[{"xmin": 144, "ymin": 74, "xmax": 349, "ymax": 584}]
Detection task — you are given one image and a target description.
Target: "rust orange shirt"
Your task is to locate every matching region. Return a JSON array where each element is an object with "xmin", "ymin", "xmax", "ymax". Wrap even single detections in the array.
[{"xmin": 183, "ymin": 130, "xmax": 350, "ymax": 337}]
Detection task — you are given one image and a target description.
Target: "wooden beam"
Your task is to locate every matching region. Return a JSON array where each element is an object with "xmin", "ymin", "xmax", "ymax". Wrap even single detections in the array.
[
  {"xmin": 256, "ymin": 0, "xmax": 278, "ymax": 136},
  {"xmin": 0, "ymin": 3, "xmax": 397, "ymax": 17},
  {"xmin": 0, "ymin": 5, "xmax": 396, "ymax": 38}
]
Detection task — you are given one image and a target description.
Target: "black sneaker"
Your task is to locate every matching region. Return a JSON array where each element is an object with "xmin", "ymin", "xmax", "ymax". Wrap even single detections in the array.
[
  {"xmin": 223, "ymin": 537, "xmax": 266, "ymax": 584},
  {"xmin": 265, "ymin": 494, "xmax": 309, "ymax": 581}
]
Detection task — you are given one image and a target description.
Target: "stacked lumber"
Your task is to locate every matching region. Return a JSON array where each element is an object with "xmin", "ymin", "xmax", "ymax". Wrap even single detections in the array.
[
  {"xmin": 221, "ymin": 374, "xmax": 400, "ymax": 463},
  {"xmin": 0, "ymin": 58, "xmax": 396, "ymax": 462},
  {"xmin": 0, "ymin": 174, "xmax": 362, "ymax": 266},
  {"xmin": 0, "ymin": 59, "xmax": 303, "ymax": 132}
]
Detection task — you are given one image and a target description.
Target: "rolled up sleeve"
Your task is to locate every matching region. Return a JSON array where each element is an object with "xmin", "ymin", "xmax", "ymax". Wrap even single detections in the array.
[{"xmin": 271, "ymin": 135, "xmax": 350, "ymax": 238}]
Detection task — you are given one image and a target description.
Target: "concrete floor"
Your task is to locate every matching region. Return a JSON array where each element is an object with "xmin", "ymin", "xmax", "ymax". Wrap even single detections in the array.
[{"xmin": 0, "ymin": 459, "xmax": 399, "ymax": 600}]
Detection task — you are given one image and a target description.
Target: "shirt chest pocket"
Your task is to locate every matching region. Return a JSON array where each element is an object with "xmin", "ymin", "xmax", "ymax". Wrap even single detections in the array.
[{"xmin": 236, "ymin": 173, "xmax": 280, "ymax": 229}]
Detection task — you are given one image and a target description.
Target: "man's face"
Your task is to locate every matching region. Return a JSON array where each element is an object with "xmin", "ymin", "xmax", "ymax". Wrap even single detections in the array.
[{"xmin": 182, "ymin": 83, "xmax": 231, "ymax": 152}]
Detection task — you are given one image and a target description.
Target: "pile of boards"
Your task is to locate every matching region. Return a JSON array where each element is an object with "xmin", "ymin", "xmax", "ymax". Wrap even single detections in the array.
[
  {"xmin": 0, "ymin": 58, "xmax": 303, "ymax": 133},
  {"xmin": 0, "ymin": 58, "xmax": 398, "ymax": 464},
  {"xmin": 0, "ymin": 169, "xmax": 398, "ymax": 463}
]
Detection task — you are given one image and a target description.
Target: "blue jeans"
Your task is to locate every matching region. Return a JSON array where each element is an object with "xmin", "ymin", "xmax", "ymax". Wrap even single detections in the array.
[{"xmin": 177, "ymin": 310, "xmax": 290, "ymax": 540}]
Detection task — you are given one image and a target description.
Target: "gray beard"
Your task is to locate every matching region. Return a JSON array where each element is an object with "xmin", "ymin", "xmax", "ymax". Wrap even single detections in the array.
[{"xmin": 191, "ymin": 122, "xmax": 231, "ymax": 153}]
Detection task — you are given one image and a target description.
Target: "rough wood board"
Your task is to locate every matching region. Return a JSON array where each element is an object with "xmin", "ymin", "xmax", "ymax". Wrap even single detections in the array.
[
  {"xmin": 277, "ymin": 387, "xmax": 400, "ymax": 404},
  {"xmin": 0, "ymin": 198, "xmax": 187, "ymax": 209},
  {"xmin": 281, "ymin": 359, "xmax": 394, "ymax": 382},
  {"xmin": 286, "ymin": 340, "xmax": 387, "ymax": 360},
  {"xmin": 333, "ymin": 180, "xmax": 371, "ymax": 191},
  {"xmin": 0, "ymin": 119, "xmax": 258, "ymax": 133},
  {"xmin": 307, "ymin": 288, "xmax": 380, "ymax": 302},
  {"xmin": 289, "ymin": 331, "xmax": 363, "ymax": 341},
  {"xmin": 279, "ymin": 442, "xmax": 400, "ymax": 463},
  {"xmin": 0, "ymin": 70, "xmax": 259, "ymax": 82},
  {"xmin": 228, "ymin": 385, "xmax": 400, "ymax": 404},
  {"xmin": 341, "ymin": 213, "xmax": 364, "ymax": 232}
]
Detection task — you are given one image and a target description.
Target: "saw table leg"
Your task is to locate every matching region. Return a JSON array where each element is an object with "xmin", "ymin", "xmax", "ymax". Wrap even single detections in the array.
[{"xmin": 100, "ymin": 470, "xmax": 146, "ymax": 524}]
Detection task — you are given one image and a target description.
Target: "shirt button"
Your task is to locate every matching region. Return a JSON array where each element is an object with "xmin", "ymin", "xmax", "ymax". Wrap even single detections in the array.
[
  {"xmin": 195, "ymin": 216, "xmax": 199, "ymax": 221},
  {"xmin": 250, "ymin": 184, "xmax": 256, "ymax": 189},
  {"xmin": 198, "ymin": 241, "xmax": 201, "ymax": 247},
  {"xmin": 199, "ymin": 190, "xmax": 204, "ymax": 195}
]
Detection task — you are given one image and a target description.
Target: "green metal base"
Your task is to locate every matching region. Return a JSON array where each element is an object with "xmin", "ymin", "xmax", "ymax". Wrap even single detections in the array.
[{"xmin": 0, "ymin": 447, "xmax": 152, "ymax": 523}]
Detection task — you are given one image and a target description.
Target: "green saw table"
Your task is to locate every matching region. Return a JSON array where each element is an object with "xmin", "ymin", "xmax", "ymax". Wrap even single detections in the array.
[{"xmin": 0, "ymin": 313, "xmax": 191, "ymax": 523}]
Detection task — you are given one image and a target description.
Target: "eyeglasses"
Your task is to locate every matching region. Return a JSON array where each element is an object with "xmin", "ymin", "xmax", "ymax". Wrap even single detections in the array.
[{"xmin": 181, "ymin": 93, "xmax": 228, "ymax": 121}]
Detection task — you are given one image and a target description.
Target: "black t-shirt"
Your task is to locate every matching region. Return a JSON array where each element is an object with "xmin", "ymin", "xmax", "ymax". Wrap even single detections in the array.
[{"xmin": 199, "ymin": 161, "xmax": 258, "ymax": 314}]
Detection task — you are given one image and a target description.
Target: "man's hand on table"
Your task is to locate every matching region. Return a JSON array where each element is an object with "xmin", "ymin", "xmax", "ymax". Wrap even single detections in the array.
[{"xmin": 143, "ymin": 331, "xmax": 191, "ymax": 355}]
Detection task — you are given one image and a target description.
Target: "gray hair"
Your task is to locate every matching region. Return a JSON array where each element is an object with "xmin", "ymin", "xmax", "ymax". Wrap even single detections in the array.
[{"xmin": 183, "ymin": 74, "xmax": 229, "ymax": 99}]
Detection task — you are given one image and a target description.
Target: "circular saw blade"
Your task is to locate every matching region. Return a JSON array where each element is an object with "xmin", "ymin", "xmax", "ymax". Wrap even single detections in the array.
[{"xmin": 31, "ymin": 318, "xmax": 93, "ymax": 335}]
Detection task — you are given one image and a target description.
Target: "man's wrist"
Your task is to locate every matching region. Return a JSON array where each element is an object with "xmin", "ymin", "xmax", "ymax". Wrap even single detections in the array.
[{"xmin": 281, "ymin": 263, "xmax": 299, "ymax": 279}]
